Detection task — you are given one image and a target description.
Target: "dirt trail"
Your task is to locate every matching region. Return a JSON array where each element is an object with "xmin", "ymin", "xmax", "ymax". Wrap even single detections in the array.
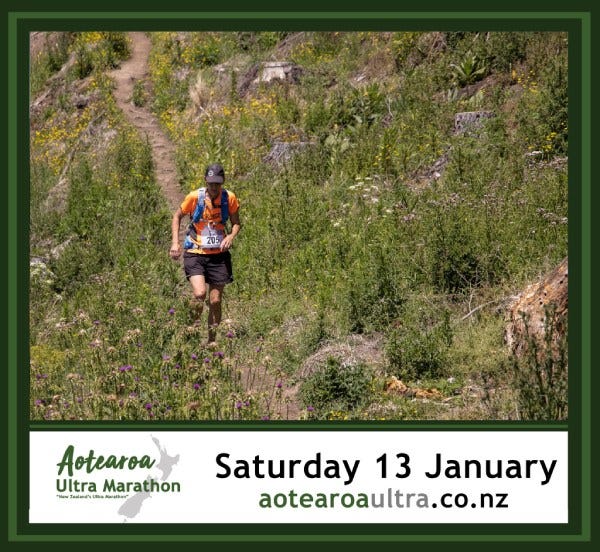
[{"xmin": 109, "ymin": 32, "xmax": 182, "ymax": 215}]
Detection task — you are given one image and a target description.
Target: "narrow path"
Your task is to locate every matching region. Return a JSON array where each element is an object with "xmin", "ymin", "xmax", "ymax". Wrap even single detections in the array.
[
  {"xmin": 109, "ymin": 32, "xmax": 301, "ymax": 420},
  {"xmin": 109, "ymin": 32, "xmax": 182, "ymax": 215}
]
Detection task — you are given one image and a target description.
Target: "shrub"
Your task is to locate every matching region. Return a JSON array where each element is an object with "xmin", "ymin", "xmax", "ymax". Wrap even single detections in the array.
[
  {"xmin": 449, "ymin": 52, "xmax": 489, "ymax": 87},
  {"xmin": 346, "ymin": 247, "xmax": 407, "ymax": 333},
  {"xmin": 386, "ymin": 303, "xmax": 453, "ymax": 381},
  {"xmin": 74, "ymin": 44, "xmax": 93, "ymax": 79},
  {"xmin": 300, "ymin": 357, "xmax": 374, "ymax": 415},
  {"xmin": 391, "ymin": 32, "xmax": 424, "ymax": 70}
]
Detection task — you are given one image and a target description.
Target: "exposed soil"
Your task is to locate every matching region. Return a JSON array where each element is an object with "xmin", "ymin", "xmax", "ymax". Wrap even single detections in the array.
[{"xmin": 109, "ymin": 32, "xmax": 182, "ymax": 215}]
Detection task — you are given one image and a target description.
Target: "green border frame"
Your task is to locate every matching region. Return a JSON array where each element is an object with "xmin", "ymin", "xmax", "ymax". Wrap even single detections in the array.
[{"xmin": 4, "ymin": 4, "xmax": 593, "ymax": 546}]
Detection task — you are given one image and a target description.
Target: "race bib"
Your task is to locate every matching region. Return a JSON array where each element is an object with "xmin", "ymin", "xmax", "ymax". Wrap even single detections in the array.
[{"xmin": 200, "ymin": 224, "xmax": 224, "ymax": 249}]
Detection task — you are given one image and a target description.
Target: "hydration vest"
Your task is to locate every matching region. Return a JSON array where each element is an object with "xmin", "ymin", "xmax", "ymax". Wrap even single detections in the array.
[{"xmin": 183, "ymin": 188, "xmax": 230, "ymax": 250}]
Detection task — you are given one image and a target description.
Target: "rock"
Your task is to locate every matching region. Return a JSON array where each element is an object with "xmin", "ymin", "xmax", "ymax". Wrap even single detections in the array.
[
  {"xmin": 253, "ymin": 61, "xmax": 303, "ymax": 84},
  {"xmin": 505, "ymin": 257, "xmax": 568, "ymax": 360},
  {"xmin": 408, "ymin": 148, "xmax": 451, "ymax": 191},
  {"xmin": 425, "ymin": 149, "xmax": 450, "ymax": 181},
  {"xmin": 263, "ymin": 141, "xmax": 316, "ymax": 167},
  {"xmin": 454, "ymin": 111, "xmax": 495, "ymax": 135}
]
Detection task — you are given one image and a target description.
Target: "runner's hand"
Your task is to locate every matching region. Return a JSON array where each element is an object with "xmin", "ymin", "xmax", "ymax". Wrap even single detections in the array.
[
  {"xmin": 220, "ymin": 235, "xmax": 234, "ymax": 251},
  {"xmin": 169, "ymin": 244, "xmax": 181, "ymax": 260}
]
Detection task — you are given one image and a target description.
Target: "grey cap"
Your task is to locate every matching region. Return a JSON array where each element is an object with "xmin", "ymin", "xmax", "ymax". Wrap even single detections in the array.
[{"xmin": 205, "ymin": 163, "xmax": 225, "ymax": 184}]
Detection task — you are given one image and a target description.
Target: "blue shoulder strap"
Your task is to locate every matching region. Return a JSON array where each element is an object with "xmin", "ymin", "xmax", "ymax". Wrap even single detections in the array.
[
  {"xmin": 220, "ymin": 189, "xmax": 229, "ymax": 224},
  {"xmin": 191, "ymin": 187, "xmax": 229, "ymax": 224},
  {"xmin": 191, "ymin": 188, "xmax": 205, "ymax": 224}
]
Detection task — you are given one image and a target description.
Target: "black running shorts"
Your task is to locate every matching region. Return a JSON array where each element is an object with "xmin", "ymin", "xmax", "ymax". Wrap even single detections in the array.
[{"xmin": 183, "ymin": 251, "xmax": 233, "ymax": 285}]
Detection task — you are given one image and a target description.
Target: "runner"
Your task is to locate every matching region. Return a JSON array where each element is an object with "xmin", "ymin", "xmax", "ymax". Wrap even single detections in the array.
[{"xmin": 169, "ymin": 163, "xmax": 241, "ymax": 345}]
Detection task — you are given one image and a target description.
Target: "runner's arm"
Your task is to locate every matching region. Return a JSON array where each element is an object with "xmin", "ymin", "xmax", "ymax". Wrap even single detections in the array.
[{"xmin": 170, "ymin": 208, "xmax": 184, "ymax": 259}]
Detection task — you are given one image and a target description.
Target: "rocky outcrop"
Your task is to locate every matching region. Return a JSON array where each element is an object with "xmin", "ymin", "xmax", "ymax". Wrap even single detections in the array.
[
  {"xmin": 253, "ymin": 61, "xmax": 303, "ymax": 84},
  {"xmin": 238, "ymin": 61, "xmax": 303, "ymax": 97},
  {"xmin": 454, "ymin": 111, "xmax": 495, "ymax": 135},
  {"xmin": 263, "ymin": 141, "xmax": 316, "ymax": 167}
]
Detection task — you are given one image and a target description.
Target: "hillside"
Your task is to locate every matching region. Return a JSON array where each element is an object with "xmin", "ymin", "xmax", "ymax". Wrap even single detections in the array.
[{"xmin": 29, "ymin": 31, "xmax": 568, "ymax": 421}]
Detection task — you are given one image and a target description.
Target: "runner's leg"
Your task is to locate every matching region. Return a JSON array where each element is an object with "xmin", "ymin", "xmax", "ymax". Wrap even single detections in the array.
[
  {"xmin": 207, "ymin": 284, "xmax": 224, "ymax": 344},
  {"xmin": 189, "ymin": 275, "xmax": 207, "ymax": 324}
]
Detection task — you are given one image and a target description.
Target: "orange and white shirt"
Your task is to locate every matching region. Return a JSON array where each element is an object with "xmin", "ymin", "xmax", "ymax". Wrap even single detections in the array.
[{"xmin": 181, "ymin": 189, "xmax": 239, "ymax": 255}]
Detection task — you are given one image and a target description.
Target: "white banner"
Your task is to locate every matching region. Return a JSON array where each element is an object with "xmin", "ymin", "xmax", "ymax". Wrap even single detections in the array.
[{"xmin": 29, "ymin": 430, "xmax": 568, "ymax": 524}]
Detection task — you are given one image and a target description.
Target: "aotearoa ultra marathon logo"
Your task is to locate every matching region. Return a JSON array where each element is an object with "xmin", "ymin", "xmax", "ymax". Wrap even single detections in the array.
[{"xmin": 55, "ymin": 436, "xmax": 180, "ymax": 520}]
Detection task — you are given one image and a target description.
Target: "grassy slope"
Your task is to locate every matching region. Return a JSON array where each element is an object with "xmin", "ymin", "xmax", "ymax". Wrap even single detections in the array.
[{"xmin": 29, "ymin": 31, "xmax": 568, "ymax": 420}]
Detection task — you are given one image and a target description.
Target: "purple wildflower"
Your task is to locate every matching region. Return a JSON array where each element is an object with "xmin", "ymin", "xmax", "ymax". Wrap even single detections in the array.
[
  {"xmin": 118, "ymin": 365, "xmax": 132, "ymax": 372},
  {"xmin": 118, "ymin": 400, "xmax": 124, "ymax": 407},
  {"xmin": 204, "ymin": 357, "xmax": 211, "ymax": 363},
  {"xmin": 93, "ymin": 320, "xmax": 100, "ymax": 325},
  {"xmin": 162, "ymin": 354, "xmax": 170, "ymax": 361},
  {"xmin": 235, "ymin": 401, "xmax": 242, "ymax": 409},
  {"xmin": 144, "ymin": 403, "xmax": 152, "ymax": 410},
  {"xmin": 244, "ymin": 400, "xmax": 250, "ymax": 407},
  {"xmin": 174, "ymin": 364, "xmax": 181, "ymax": 369},
  {"xmin": 163, "ymin": 375, "xmax": 169, "ymax": 381},
  {"xmin": 214, "ymin": 351, "xmax": 224, "ymax": 359},
  {"xmin": 191, "ymin": 353, "xmax": 198, "ymax": 360},
  {"xmin": 168, "ymin": 308, "xmax": 175, "ymax": 315},
  {"xmin": 276, "ymin": 381, "xmax": 283, "ymax": 389},
  {"xmin": 34, "ymin": 399, "xmax": 43, "ymax": 406},
  {"xmin": 307, "ymin": 406, "xmax": 315, "ymax": 412},
  {"xmin": 226, "ymin": 331, "xmax": 234, "ymax": 339},
  {"xmin": 262, "ymin": 416, "xmax": 270, "ymax": 421},
  {"xmin": 129, "ymin": 392, "xmax": 137, "ymax": 398},
  {"xmin": 193, "ymin": 383, "xmax": 201, "ymax": 390}
]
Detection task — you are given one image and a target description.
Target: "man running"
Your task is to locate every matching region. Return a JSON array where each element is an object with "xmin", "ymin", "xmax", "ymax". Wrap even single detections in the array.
[{"xmin": 169, "ymin": 163, "xmax": 241, "ymax": 345}]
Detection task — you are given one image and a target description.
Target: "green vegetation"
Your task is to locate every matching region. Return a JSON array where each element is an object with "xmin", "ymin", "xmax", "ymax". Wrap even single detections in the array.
[
  {"xmin": 300, "ymin": 358, "xmax": 375, "ymax": 416},
  {"xmin": 29, "ymin": 31, "xmax": 568, "ymax": 420}
]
